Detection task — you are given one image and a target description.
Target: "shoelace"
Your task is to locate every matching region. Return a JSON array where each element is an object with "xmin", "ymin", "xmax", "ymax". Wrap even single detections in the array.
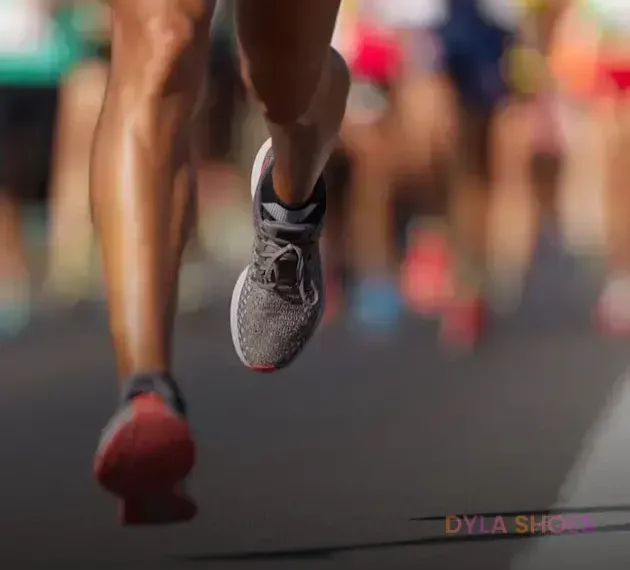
[{"xmin": 257, "ymin": 241, "xmax": 319, "ymax": 306}]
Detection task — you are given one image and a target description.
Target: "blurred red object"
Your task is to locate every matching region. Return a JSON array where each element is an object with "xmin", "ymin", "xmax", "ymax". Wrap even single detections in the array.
[
  {"xmin": 323, "ymin": 273, "xmax": 343, "ymax": 325},
  {"xmin": 440, "ymin": 296, "xmax": 486, "ymax": 351},
  {"xmin": 401, "ymin": 227, "xmax": 454, "ymax": 316},
  {"xmin": 351, "ymin": 23, "xmax": 403, "ymax": 85},
  {"xmin": 596, "ymin": 289, "xmax": 630, "ymax": 337}
]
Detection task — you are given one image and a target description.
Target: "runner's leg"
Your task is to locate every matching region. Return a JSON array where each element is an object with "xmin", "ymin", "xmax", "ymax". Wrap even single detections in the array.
[
  {"xmin": 91, "ymin": 0, "xmax": 215, "ymax": 524},
  {"xmin": 230, "ymin": 0, "xmax": 350, "ymax": 370}
]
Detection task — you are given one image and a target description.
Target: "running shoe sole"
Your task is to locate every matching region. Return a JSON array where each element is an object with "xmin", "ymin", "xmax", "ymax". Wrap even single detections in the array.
[{"xmin": 94, "ymin": 393, "xmax": 196, "ymax": 525}]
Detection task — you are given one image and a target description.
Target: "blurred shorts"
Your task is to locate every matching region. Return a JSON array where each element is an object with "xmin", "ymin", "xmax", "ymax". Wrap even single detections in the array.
[
  {"xmin": 436, "ymin": 0, "xmax": 514, "ymax": 111},
  {"xmin": 0, "ymin": 86, "xmax": 58, "ymax": 201},
  {"xmin": 351, "ymin": 1, "xmax": 514, "ymax": 110}
]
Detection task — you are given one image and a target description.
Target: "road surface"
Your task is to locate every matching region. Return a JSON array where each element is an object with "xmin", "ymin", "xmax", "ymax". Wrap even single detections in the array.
[{"xmin": 3, "ymin": 236, "xmax": 630, "ymax": 569}]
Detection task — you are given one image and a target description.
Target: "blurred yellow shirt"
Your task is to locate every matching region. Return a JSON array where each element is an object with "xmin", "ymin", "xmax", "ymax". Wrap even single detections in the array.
[{"xmin": 516, "ymin": 0, "xmax": 550, "ymax": 14}]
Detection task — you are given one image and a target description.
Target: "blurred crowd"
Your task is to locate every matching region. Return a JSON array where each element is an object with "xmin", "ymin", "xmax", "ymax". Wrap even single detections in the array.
[{"xmin": 1, "ymin": 0, "xmax": 629, "ymax": 350}]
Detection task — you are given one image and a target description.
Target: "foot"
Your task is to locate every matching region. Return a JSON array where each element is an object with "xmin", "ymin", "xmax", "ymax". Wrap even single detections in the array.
[
  {"xmin": 94, "ymin": 373, "xmax": 197, "ymax": 525},
  {"xmin": 440, "ymin": 297, "xmax": 486, "ymax": 352},
  {"xmin": 401, "ymin": 225, "xmax": 454, "ymax": 316},
  {"xmin": 0, "ymin": 280, "xmax": 30, "ymax": 339},
  {"xmin": 230, "ymin": 139, "xmax": 326, "ymax": 371},
  {"xmin": 350, "ymin": 276, "xmax": 403, "ymax": 333},
  {"xmin": 596, "ymin": 276, "xmax": 630, "ymax": 336}
]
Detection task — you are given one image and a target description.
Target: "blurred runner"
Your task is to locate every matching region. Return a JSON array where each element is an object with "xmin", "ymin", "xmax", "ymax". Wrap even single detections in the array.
[
  {"xmin": 342, "ymin": 0, "xmax": 454, "ymax": 332},
  {"xmin": 417, "ymin": 0, "xmax": 525, "ymax": 349},
  {"xmin": 582, "ymin": 0, "xmax": 630, "ymax": 334},
  {"xmin": 419, "ymin": 0, "xmax": 564, "ymax": 349},
  {"xmin": 486, "ymin": 0, "xmax": 566, "ymax": 315},
  {"xmin": 0, "ymin": 0, "xmax": 88, "ymax": 335},
  {"xmin": 91, "ymin": 0, "xmax": 350, "ymax": 523}
]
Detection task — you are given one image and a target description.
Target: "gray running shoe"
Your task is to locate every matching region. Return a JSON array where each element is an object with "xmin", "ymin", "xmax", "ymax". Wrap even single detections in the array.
[{"xmin": 230, "ymin": 139, "xmax": 325, "ymax": 371}]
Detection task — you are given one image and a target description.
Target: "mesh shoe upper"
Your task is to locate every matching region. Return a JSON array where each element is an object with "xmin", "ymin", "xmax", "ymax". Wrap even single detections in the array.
[{"xmin": 231, "ymin": 146, "xmax": 326, "ymax": 369}]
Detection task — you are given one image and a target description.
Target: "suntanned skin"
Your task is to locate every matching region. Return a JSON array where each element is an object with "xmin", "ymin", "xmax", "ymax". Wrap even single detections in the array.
[
  {"xmin": 486, "ymin": 0, "xmax": 570, "ymax": 308},
  {"xmin": 91, "ymin": 0, "xmax": 350, "ymax": 378}
]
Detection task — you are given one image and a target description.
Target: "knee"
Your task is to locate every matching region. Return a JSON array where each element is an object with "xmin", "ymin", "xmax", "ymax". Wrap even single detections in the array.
[{"xmin": 110, "ymin": 0, "xmax": 211, "ymax": 104}]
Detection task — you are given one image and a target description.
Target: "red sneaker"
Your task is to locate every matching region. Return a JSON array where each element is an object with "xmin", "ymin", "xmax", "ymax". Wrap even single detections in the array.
[
  {"xmin": 440, "ymin": 297, "xmax": 486, "ymax": 351},
  {"xmin": 94, "ymin": 374, "xmax": 197, "ymax": 525},
  {"xmin": 401, "ymin": 228, "xmax": 455, "ymax": 316}
]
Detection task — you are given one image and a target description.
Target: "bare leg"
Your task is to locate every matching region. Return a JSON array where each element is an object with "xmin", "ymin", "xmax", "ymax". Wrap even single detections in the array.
[
  {"xmin": 0, "ymin": 136, "xmax": 31, "ymax": 337},
  {"xmin": 596, "ymin": 95, "xmax": 630, "ymax": 334},
  {"xmin": 487, "ymin": 99, "xmax": 537, "ymax": 311},
  {"xmin": 441, "ymin": 106, "xmax": 491, "ymax": 348},
  {"xmin": 236, "ymin": 0, "xmax": 349, "ymax": 206},
  {"xmin": 91, "ymin": 0, "xmax": 215, "ymax": 525},
  {"xmin": 0, "ymin": 192, "xmax": 29, "ymax": 333},
  {"xmin": 230, "ymin": 0, "xmax": 350, "ymax": 370},
  {"xmin": 91, "ymin": 0, "xmax": 213, "ymax": 377},
  {"xmin": 450, "ymin": 108, "xmax": 491, "ymax": 297},
  {"xmin": 603, "ymin": 99, "xmax": 630, "ymax": 276},
  {"xmin": 557, "ymin": 99, "xmax": 606, "ymax": 257},
  {"xmin": 345, "ymin": 120, "xmax": 396, "ymax": 278}
]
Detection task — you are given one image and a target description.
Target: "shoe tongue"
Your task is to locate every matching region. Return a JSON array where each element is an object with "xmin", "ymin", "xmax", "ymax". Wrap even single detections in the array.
[
  {"xmin": 262, "ymin": 217, "xmax": 315, "ymax": 243},
  {"xmin": 261, "ymin": 201, "xmax": 319, "ymax": 223}
]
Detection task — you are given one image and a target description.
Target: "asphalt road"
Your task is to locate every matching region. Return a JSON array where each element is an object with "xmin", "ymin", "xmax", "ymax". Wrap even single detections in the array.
[{"xmin": 3, "ymin": 234, "xmax": 630, "ymax": 569}]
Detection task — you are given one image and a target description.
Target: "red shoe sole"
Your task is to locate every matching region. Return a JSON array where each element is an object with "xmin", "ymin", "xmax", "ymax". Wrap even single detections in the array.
[
  {"xmin": 94, "ymin": 394, "xmax": 196, "ymax": 524},
  {"xmin": 119, "ymin": 489, "xmax": 198, "ymax": 526}
]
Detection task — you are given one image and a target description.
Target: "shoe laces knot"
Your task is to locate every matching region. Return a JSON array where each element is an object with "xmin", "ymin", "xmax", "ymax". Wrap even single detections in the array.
[{"xmin": 256, "ymin": 240, "xmax": 319, "ymax": 306}]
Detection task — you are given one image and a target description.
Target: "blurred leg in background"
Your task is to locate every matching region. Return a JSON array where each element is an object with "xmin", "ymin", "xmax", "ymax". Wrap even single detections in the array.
[
  {"xmin": 343, "ymin": 79, "xmax": 402, "ymax": 331},
  {"xmin": 439, "ymin": 1, "xmax": 512, "ymax": 349},
  {"xmin": 342, "ymin": 1, "xmax": 454, "ymax": 332},
  {"xmin": 596, "ymin": 30, "xmax": 630, "ymax": 334},
  {"xmin": 551, "ymin": 4, "xmax": 606, "ymax": 260},
  {"xmin": 487, "ymin": 1, "xmax": 567, "ymax": 314},
  {"xmin": 0, "ymin": 86, "xmax": 58, "ymax": 338},
  {"xmin": 395, "ymin": 27, "xmax": 456, "ymax": 322},
  {"xmin": 48, "ymin": 60, "xmax": 108, "ymax": 302},
  {"xmin": 0, "ymin": 125, "xmax": 30, "ymax": 337},
  {"xmin": 486, "ymin": 80, "xmax": 538, "ymax": 313},
  {"xmin": 48, "ymin": 0, "xmax": 111, "ymax": 303},
  {"xmin": 195, "ymin": 0, "xmax": 250, "ymax": 273}
]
